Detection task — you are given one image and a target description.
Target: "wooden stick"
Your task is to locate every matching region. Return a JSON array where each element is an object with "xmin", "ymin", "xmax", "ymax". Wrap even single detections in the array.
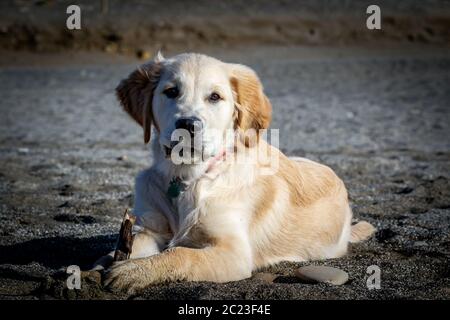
[{"xmin": 114, "ymin": 209, "xmax": 136, "ymax": 261}]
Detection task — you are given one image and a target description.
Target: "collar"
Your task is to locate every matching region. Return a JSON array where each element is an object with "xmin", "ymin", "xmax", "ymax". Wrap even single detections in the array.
[
  {"xmin": 167, "ymin": 149, "xmax": 227, "ymax": 200},
  {"xmin": 205, "ymin": 149, "xmax": 227, "ymax": 174}
]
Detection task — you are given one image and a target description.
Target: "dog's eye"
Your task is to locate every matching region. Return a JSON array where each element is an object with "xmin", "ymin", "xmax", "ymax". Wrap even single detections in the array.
[
  {"xmin": 163, "ymin": 87, "xmax": 179, "ymax": 99},
  {"xmin": 209, "ymin": 92, "xmax": 221, "ymax": 103}
]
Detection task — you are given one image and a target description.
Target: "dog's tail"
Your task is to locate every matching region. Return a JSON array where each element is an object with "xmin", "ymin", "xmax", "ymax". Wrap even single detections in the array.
[{"xmin": 350, "ymin": 221, "xmax": 376, "ymax": 243}]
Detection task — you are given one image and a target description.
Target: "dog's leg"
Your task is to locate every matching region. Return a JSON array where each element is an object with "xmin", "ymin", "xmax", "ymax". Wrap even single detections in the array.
[
  {"xmin": 91, "ymin": 251, "xmax": 115, "ymax": 271},
  {"xmin": 91, "ymin": 229, "xmax": 168, "ymax": 270},
  {"xmin": 129, "ymin": 229, "xmax": 168, "ymax": 259},
  {"xmin": 104, "ymin": 238, "xmax": 252, "ymax": 294}
]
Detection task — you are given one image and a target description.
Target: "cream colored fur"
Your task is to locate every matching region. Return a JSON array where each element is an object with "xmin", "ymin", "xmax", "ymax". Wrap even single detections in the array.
[{"xmin": 100, "ymin": 53, "xmax": 375, "ymax": 294}]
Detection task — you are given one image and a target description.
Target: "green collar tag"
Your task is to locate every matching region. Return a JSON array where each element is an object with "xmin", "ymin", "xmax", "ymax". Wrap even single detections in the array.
[{"xmin": 167, "ymin": 177, "xmax": 186, "ymax": 199}]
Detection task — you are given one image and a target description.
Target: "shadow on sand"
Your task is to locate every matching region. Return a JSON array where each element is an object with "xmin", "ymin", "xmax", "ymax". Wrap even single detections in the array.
[{"xmin": 0, "ymin": 234, "xmax": 117, "ymax": 270}]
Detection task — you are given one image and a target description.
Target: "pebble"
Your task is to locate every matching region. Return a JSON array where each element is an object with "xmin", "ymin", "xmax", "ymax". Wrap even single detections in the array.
[
  {"xmin": 413, "ymin": 241, "xmax": 427, "ymax": 247},
  {"xmin": 17, "ymin": 147, "xmax": 29, "ymax": 154},
  {"xmin": 252, "ymin": 272, "xmax": 278, "ymax": 283},
  {"xmin": 295, "ymin": 265, "xmax": 349, "ymax": 285}
]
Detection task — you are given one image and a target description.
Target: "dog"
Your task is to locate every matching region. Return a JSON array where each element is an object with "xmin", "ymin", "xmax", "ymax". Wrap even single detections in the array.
[{"xmin": 99, "ymin": 52, "xmax": 375, "ymax": 293}]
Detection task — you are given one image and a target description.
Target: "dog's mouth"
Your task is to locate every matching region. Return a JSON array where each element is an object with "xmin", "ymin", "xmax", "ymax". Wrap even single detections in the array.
[{"xmin": 163, "ymin": 142, "xmax": 204, "ymax": 161}]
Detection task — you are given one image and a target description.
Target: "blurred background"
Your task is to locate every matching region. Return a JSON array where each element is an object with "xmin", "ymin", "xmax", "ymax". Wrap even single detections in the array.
[
  {"xmin": 0, "ymin": 0, "xmax": 449, "ymax": 54},
  {"xmin": 0, "ymin": 0, "xmax": 449, "ymax": 300}
]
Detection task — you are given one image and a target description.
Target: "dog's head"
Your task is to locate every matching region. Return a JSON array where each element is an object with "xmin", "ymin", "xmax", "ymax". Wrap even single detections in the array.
[{"xmin": 116, "ymin": 52, "xmax": 272, "ymax": 164}]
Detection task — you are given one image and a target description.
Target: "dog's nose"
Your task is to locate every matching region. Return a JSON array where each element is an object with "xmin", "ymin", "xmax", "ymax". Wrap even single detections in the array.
[{"xmin": 175, "ymin": 117, "xmax": 203, "ymax": 136}]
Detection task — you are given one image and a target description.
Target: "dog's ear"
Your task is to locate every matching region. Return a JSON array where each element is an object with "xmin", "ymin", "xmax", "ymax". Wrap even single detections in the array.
[
  {"xmin": 116, "ymin": 54, "xmax": 163, "ymax": 143},
  {"xmin": 229, "ymin": 64, "xmax": 272, "ymax": 146}
]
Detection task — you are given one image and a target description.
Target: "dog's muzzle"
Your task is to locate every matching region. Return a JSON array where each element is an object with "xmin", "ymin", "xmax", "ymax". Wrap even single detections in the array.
[
  {"xmin": 164, "ymin": 117, "xmax": 204, "ymax": 160},
  {"xmin": 175, "ymin": 117, "xmax": 203, "ymax": 136}
]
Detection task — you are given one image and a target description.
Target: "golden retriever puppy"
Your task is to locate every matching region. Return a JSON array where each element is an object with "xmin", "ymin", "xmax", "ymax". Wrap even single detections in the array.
[{"xmin": 102, "ymin": 52, "xmax": 375, "ymax": 293}]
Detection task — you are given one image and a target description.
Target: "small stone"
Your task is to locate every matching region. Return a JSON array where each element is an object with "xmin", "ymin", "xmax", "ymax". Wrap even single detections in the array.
[
  {"xmin": 252, "ymin": 272, "xmax": 278, "ymax": 283},
  {"xmin": 17, "ymin": 147, "xmax": 29, "ymax": 154},
  {"xmin": 413, "ymin": 241, "xmax": 427, "ymax": 247},
  {"xmin": 116, "ymin": 155, "xmax": 128, "ymax": 161},
  {"xmin": 295, "ymin": 265, "xmax": 349, "ymax": 285}
]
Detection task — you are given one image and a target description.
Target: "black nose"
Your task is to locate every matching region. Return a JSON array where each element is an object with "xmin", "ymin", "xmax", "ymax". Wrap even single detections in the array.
[{"xmin": 175, "ymin": 117, "xmax": 203, "ymax": 136}]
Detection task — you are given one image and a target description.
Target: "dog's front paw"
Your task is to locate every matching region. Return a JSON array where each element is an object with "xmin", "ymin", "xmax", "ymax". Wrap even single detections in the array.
[{"xmin": 104, "ymin": 260, "xmax": 150, "ymax": 295}]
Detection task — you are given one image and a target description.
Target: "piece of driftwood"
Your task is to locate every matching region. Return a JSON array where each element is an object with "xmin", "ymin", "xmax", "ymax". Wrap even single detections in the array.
[{"xmin": 113, "ymin": 209, "xmax": 136, "ymax": 261}]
